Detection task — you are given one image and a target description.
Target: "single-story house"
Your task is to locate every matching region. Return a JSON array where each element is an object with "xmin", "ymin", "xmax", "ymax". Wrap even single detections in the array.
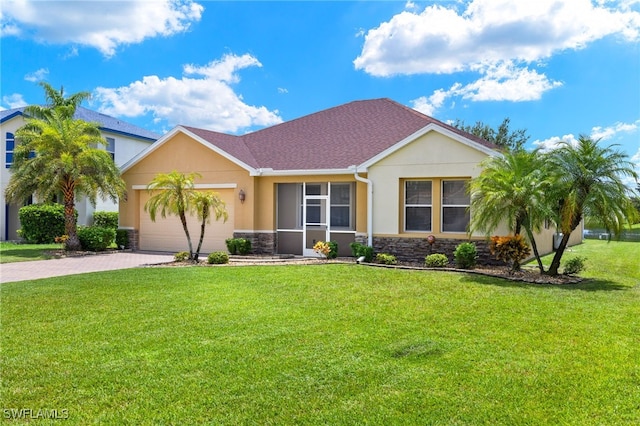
[
  {"xmin": 1, "ymin": 106, "xmax": 160, "ymax": 241},
  {"xmin": 120, "ymin": 98, "xmax": 580, "ymax": 261}
]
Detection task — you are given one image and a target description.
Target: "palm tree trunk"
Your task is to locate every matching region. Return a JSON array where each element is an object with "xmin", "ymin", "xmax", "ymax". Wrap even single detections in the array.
[
  {"xmin": 179, "ymin": 212, "xmax": 194, "ymax": 260},
  {"xmin": 524, "ymin": 226, "xmax": 545, "ymax": 273},
  {"xmin": 194, "ymin": 214, "xmax": 207, "ymax": 262},
  {"xmin": 547, "ymin": 232, "xmax": 572, "ymax": 276},
  {"xmin": 62, "ymin": 179, "xmax": 81, "ymax": 251}
]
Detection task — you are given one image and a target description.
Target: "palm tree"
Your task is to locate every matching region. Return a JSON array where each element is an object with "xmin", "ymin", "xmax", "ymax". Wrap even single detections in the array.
[
  {"xmin": 24, "ymin": 82, "xmax": 90, "ymax": 121},
  {"xmin": 192, "ymin": 192, "xmax": 228, "ymax": 261},
  {"xmin": 546, "ymin": 136, "xmax": 639, "ymax": 276},
  {"xmin": 145, "ymin": 171, "xmax": 228, "ymax": 261},
  {"xmin": 5, "ymin": 107, "xmax": 125, "ymax": 250},
  {"xmin": 469, "ymin": 149, "xmax": 554, "ymax": 271}
]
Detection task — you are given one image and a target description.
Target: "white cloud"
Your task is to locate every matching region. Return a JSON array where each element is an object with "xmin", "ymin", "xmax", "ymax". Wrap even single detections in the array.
[
  {"xmin": 591, "ymin": 120, "xmax": 639, "ymax": 140},
  {"xmin": 355, "ymin": 0, "xmax": 640, "ymax": 77},
  {"xmin": 2, "ymin": 93, "xmax": 28, "ymax": 109},
  {"xmin": 93, "ymin": 54, "xmax": 283, "ymax": 133},
  {"xmin": 412, "ymin": 61, "xmax": 563, "ymax": 115},
  {"xmin": 361, "ymin": 0, "xmax": 639, "ymax": 115},
  {"xmin": 24, "ymin": 68, "xmax": 49, "ymax": 82},
  {"xmin": 1, "ymin": 0, "xmax": 203, "ymax": 57},
  {"xmin": 532, "ymin": 119, "xmax": 640, "ymax": 151},
  {"xmin": 532, "ymin": 133, "xmax": 580, "ymax": 152}
]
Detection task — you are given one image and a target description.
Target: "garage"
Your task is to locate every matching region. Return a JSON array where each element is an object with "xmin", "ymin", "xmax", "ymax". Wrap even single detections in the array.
[{"xmin": 138, "ymin": 189, "xmax": 235, "ymax": 253}]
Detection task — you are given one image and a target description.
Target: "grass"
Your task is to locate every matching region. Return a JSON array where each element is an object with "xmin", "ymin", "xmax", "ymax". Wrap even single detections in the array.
[
  {"xmin": 1, "ymin": 241, "xmax": 639, "ymax": 424},
  {"xmin": 0, "ymin": 241, "xmax": 61, "ymax": 263}
]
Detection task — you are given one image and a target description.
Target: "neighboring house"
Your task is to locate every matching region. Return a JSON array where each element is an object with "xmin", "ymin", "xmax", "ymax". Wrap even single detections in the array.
[
  {"xmin": 120, "ymin": 98, "xmax": 580, "ymax": 261},
  {"xmin": 1, "ymin": 106, "xmax": 160, "ymax": 241}
]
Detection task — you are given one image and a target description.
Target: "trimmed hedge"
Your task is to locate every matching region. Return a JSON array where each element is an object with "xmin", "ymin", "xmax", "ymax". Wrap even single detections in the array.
[
  {"xmin": 225, "ymin": 238, "xmax": 251, "ymax": 255},
  {"xmin": 18, "ymin": 204, "xmax": 75, "ymax": 244},
  {"xmin": 77, "ymin": 226, "xmax": 116, "ymax": 251},
  {"xmin": 93, "ymin": 211, "xmax": 118, "ymax": 229}
]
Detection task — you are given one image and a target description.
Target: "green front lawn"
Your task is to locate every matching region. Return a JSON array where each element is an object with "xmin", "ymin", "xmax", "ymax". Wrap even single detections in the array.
[
  {"xmin": 1, "ymin": 241, "xmax": 639, "ymax": 424},
  {"xmin": 0, "ymin": 241, "xmax": 61, "ymax": 263}
]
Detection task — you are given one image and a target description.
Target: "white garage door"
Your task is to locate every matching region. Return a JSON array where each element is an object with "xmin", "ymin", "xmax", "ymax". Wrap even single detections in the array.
[{"xmin": 139, "ymin": 189, "xmax": 235, "ymax": 253}]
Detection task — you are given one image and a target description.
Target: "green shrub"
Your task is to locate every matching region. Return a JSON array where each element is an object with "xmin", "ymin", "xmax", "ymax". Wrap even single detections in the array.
[
  {"xmin": 349, "ymin": 242, "xmax": 374, "ymax": 263},
  {"xmin": 376, "ymin": 253, "xmax": 397, "ymax": 265},
  {"xmin": 454, "ymin": 242, "xmax": 477, "ymax": 269},
  {"xmin": 563, "ymin": 256, "xmax": 587, "ymax": 275},
  {"xmin": 115, "ymin": 229, "xmax": 129, "ymax": 249},
  {"xmin": 425, "ymin": 253, "xmax": 449, "ymax": 268},
  {"xmin": 93, "ymin": 211, "xmax": 119, "ymax": 229},
  {"xmin": 18, "ymin": 203, "xmax": 74, "ymax": 243},
  {"xmin": 77, "ymin": 226, "xmax": 116, "ymax": 251},
  {"xmin": 327, "ymin": 241, "xmax": 339, "ymax": 259},
  {"xmin": 226, "ymin": 238, "xmax": 252, "ymax": 255},
  {"xmin": 237, "ymin": 238, "xmax": 252, "ymax": 255},
  {"xmin": 174, "ymin": 251, "xmax": 190, "ymax": 262},
  {"xmin": 208, "ymin": 251, "xmax": 230, "ymax": 264}
]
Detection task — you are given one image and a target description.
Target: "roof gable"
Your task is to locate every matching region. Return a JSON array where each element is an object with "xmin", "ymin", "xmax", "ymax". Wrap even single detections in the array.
[{"xmin": 123, "ymin": 98, "xmax": 500, "ymax": 175}]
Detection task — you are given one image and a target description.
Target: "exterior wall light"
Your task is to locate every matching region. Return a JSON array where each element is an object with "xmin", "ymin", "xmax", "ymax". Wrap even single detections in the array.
[{"xmin": 238, "ymin": 189, "xmax": 246, "ymax": 204}]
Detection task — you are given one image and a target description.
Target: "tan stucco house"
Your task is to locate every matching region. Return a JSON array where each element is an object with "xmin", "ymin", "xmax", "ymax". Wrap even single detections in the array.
[{"xmin": 120, "ymin": 98, "xmax": 576, "ymax": 261}]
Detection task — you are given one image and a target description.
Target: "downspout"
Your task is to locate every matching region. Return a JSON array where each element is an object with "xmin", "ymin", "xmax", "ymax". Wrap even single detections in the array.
[{"xmin": 353, "ymin": 166, "xmax": 373, "ymax": 247}]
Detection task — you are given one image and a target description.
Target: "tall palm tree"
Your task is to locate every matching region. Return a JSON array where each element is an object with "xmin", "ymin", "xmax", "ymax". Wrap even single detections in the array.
[
  {"xmin": 24, "ymin": 82, "xmax": 90, "ymax": 121},
  {"xmin": 469, "ymin": 149, "xmax": 554, "ymax": 271},
  {"xmin": 5, "ymin": 107, "xmax": 125, "ymax": 250},
  {"xmin": 145, "ymin": 171, "xmax": 228, "ymax": 261},
  {"xmin": 546, "ymin": 136, "xmax": 638, "ymax": 276}
]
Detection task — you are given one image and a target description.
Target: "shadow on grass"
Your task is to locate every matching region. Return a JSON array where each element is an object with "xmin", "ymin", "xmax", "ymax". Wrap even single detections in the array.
[
  {"xmin": 458, "ymin": 273, "xmax": 629, "ymax": 292},
  {"xmin": 0, "ymin": 248, "xmax": 53, "ymax": 263}
]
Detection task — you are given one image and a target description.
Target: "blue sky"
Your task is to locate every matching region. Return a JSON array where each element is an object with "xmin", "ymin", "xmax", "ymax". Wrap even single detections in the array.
[{"xmin": 1, "ymin": 0, "xmax": 639, "ymax": 184}]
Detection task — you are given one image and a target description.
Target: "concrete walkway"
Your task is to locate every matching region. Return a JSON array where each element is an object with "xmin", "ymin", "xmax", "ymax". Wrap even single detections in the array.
[{"xmin": 0, "ymin": 252, "xmax": 175, "ymax": 284}]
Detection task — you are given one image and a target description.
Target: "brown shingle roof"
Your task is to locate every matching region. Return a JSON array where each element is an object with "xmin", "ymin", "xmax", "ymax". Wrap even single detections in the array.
[{"xmin": 184, "ymin": 98, "xmax": 497, "ymax": 171}]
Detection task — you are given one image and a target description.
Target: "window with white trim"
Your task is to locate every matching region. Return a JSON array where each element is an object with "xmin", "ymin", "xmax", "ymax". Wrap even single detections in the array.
[
  {"xmin": 404, "ymin": 180, "xmax": 432, "ymax": 232},
  {"xmin": 330, "ymin": 183, "xmax": 352, "ymax": 229},
  {"xmin": 105, "ymin": 137, "xmax": 115, "ymax": 161},
  {"xmin": 442, "ymin": 180, "xmax": 470, "ymax": 233},
  {"xmin": 5, "ymin": 132, "xmax": 14, "ymax": 168}
]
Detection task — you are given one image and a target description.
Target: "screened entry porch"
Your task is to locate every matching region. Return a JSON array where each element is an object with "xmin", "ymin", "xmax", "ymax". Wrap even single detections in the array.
[{"xmin": 276, "ymin": 182, "xmax": 356, "ymax": 257}]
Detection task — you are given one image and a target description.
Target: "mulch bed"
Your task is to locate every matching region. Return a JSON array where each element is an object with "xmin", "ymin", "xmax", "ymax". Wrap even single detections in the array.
[
  {"xmin": 151, "ymin": 256, "xmax": 583, "ymax": 285},
  {"xmin": 42, "ymin": 250, "xmax": 582, "ymax": 285}
]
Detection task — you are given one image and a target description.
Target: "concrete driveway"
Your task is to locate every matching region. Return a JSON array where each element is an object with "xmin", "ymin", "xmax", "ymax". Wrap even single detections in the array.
[{"xmin": 0, "ymin": 251, "xmax": 175, "ymax": 284}]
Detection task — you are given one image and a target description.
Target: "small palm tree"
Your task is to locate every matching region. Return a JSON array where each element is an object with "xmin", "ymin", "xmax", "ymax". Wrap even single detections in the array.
[
  {"xmin": 5, "ymin": 108, "xmax": 125, "ymax": 250},
  {"xmin": 145, "ymin": 171, "xmax": 228, "ymax": 261},
  {"xmin": 546, "ymin": 136, "xmax": 638, "ymax": 275},
  {"xmin": 192, "ymin": 192, "xmax": 228, "ymax": 261},
  {"xmin": 469, "ymin": 149, "xmax": 554, "ymax": 272}
]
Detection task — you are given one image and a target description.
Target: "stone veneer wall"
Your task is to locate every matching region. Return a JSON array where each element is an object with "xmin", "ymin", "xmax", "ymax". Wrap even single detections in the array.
[
  {"xmin": 233, "ymin": 232, "xmax": 276, "ymax": 255},
  {"xmin": 123, "ymin": 228, "xmax": 139, "ymax": 251},
  {"xmin": 372, "ymin": 236, "xmax": 501, "ymax": 266}
]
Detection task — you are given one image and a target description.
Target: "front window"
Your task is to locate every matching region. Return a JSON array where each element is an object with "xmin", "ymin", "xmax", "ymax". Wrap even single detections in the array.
[
  {"xmin": 442, "ymin": 180, "xmax": 470, "ymax": 233},
  {"xmin": 330, "ymin": 183, "xmax": 352, "ymax": 229},
  {"xmin": 404, "ymin": 180, "xmax": 432, "ymax": 232}
]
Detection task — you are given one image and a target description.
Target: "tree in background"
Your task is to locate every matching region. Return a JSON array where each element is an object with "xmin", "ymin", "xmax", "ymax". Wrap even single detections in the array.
[
  {"xmin": 469, "ymin": 149, "xmax": 554, "ymax": 272},
  {"xmin": 5, "ymin": 89, "xmax": 125, "ymax": 250},
  {"xmin": 546, "ymin": 136, "xmax": 638, "ymax": 276},
  {"xmin": 145, "ymin": 171, "xmax": 228, "ymax": 261},
  {"xmin": 453, "ymin": 117, "xmax": 529, "ymax": 151}
]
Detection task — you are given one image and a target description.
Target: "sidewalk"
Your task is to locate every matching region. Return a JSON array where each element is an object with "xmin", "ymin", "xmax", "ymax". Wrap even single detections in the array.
[{"xmin": 0, "ymin": 252, "xmax": 175, "ymax": 284}]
